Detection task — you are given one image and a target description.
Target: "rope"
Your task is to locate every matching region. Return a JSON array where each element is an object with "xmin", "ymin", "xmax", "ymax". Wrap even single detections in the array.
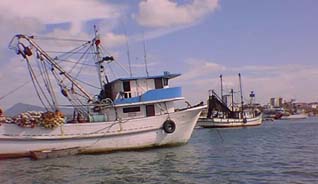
[
  {"xmin": 0, "ymin": 81, "xmax": 30, "ymax": 101},
  {"xmin": 68, "ymin": 42, "xmax": 93, "ymax": 75},
  {"xmin": 46, "ymin": 51, "xmax": 96, "ymax": 54},
  {"xmin": 57, "ymin": 59, "xmax": 96, "ymax": 67},
  {"xmin": 26, "ymin": 60, "xmax": 50, "ymax": 111},
  {"xmin": 33, "ymin": 36, "xmax": 89, "ymax": 42},
  {"xmin": 73, "ymin": 77, "xmax": 100, "ymax": 89},
  {"xmin": 74, "ymin": 46, "xmax": 93, "ymax": 78},
  {"xmin": 36, "ymin": 59, "xmax": 58, "ymax": 110},
  {"xmin": 55, "ymin": 41, "xmax": 91, "ymax": 61}
]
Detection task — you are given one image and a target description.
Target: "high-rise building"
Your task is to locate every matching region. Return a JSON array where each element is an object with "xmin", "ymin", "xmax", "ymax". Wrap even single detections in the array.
[{"xmin": 270, "ymin": 97, "xmax": 283, "ymax": 107}]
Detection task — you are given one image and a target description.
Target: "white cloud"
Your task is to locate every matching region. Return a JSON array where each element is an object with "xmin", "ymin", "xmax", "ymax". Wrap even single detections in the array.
[
  {"xmin": 0, "ymin": 0, "xmax": 126, "ymax": 59},
  {"xmin": 175, "ymin": 59, "xmax": 225, "ymax": 81},
  {"xmin": 130, "ymin": 24, "xmax": 192, "ymax": 43},
  {"xmin": 136, "ymin": 0, "xmax": 219, "ymax": 28},
  {"xmin": 0, "ymin": 0, "xmax": 121, "ymax": 34},
  {"xmin": 101, "ymin": 33, "xmax": 127, "ymax": 49}
]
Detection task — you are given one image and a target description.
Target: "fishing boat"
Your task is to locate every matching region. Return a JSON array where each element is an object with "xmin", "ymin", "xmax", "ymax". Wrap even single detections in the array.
[
  {"xmin": 0, "ymin": 29, "xmax": 205, "ymax": 159},
  {"xmin": 197, "ymin": 74, "xmax": 262, "ymax": 128}
]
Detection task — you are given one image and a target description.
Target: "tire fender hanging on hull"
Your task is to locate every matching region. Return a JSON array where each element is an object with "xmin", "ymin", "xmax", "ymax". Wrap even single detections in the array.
[{"xmin": 163, "ymin": 119, "xmax": 176, "ymax": 134}]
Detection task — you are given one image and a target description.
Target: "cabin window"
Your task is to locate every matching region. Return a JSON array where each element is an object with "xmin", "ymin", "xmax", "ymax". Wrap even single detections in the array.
[
  {"xmin": 163, "ymin": 78, "xmax": 168, "ymax": 86},
  {"xmin": 155, "ymin": 78, "xmax": 163, "ymax": 89},
  {"xmin": 146, "ymin": 105, "xmax": 155, "ymax": 117},
  {"xmin": 123, "ymin": 81, "xmax": 131, "ymax": 98},
  {"xmin": 123, "ymin": 106, "xmax": 140, "ymax": 113}
]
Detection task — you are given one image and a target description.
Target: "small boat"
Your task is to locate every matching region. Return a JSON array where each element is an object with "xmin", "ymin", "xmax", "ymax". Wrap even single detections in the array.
[
  {"xmin": 281, "ymin": 113, "xmax": 308, "ymax": 120},
  {"xmin": 197, "ymin": 74, "xmax": 262, "ymax": 128},
  {"xmin": 262, "ymin": 107, "xmax": 285, "ymax": 120},
  {"xmin": 30, "ymin": 147, "xmax": 81, "ymax": 160},
  {"xmin": 198, "ymin": 114, "xmax": 262, "ymax": 128},
  {"xmin": 0, "ymin": 28, "xmax": 205, "ymax": 159}
]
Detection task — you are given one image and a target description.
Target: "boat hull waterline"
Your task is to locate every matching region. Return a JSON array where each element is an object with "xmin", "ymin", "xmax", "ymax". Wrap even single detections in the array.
[
  {"xmin": 0, "ymin": 106, "xmax": 204, "ymax": 159},
  {"xmin": 198, "ymin": 114, "xmax": 262, "ymax": 128}
]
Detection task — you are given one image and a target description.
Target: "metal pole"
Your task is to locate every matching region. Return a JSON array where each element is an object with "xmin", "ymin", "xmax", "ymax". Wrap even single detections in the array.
[
  {"xmin": 231, "ymin": 89, "xmax": 234, "ymax": 112},
  {"xmin": 220, "ymin": 74, "xmax": 223, "ymax": 102},
  {"xmin": 143, "ymin": 33, "xmax": 149, "ymax": 77},
  {"xmin": 239, "ymin": 73, "xmax": 244, "ymax": 113},
  {"xmin": 94, "ymin": 25, "xmax": 107, "ymax": 89}
]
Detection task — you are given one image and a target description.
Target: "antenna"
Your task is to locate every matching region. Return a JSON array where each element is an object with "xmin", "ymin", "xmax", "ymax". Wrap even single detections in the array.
[
  {"xmin": 121, "ymin": 22, "xmax": 132, "ymax": 77},
  {"xmin": 143, "ymin": 33, "xmax": 149, "ymax": 77},
  {"xmin": 126, "ymin": 37, "xmax": 132, "ymax": 77},
  {"xmin": 238, "ymin": 73, "xmax": 244, "ymax": 113}
]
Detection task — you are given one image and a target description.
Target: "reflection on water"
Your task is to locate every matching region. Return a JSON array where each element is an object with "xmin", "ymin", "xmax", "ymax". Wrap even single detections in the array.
[{"xmin": 1, "ymin": 118, "xmax": 318, "ymax": 184}]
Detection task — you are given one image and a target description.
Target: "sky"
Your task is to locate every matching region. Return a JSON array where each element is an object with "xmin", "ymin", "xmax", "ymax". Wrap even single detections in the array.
[{"xmin": 0, "ymin": 0, "xmax": 318, "ymax": 110}]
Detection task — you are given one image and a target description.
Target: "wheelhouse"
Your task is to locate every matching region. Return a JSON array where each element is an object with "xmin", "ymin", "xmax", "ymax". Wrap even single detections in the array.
[{"xmin": 89, "ymin": 72, "xmax": 184, "ymax": 122}]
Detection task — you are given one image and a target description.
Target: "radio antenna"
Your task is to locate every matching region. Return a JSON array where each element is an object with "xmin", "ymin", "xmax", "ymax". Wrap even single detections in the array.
[{"xmin": 143, "ymin": 33, "xmax": 149, "ymax": 77}]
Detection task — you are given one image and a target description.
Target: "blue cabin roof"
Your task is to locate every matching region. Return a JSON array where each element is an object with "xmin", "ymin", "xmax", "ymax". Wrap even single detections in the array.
[
  {"xmin": 109, "ymin": 72, "xmax": 180, "ymax": 84},
  {"xmin": 114, "ymin": 87, "xmax": 182, "ymax": 105}
]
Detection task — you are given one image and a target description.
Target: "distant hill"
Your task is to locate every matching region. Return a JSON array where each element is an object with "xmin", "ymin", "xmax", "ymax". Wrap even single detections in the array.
[{"xmin": 4, "ymin": 103, "xmax": 73, "ymax": 117}]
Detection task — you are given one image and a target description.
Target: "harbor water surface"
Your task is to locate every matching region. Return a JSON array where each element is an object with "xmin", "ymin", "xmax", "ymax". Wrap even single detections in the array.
[{"xmin": 1, "ymin": 118, "xmax": 318, "ymax": 184}]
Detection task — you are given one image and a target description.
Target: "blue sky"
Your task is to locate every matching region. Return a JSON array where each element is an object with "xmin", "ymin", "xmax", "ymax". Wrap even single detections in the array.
[{"xmin": 0, "ymin": 0, "xmax": 317, "ymax": 109}]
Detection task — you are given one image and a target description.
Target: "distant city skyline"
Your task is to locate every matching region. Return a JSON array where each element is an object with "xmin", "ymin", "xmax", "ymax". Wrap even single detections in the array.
[{"xmin": 0, "ymin": 0, "xmax": 318, "ymax": 110}]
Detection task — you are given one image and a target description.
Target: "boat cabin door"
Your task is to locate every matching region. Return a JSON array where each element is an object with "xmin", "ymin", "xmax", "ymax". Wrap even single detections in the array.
[{"xmin": 146, "ymin": 105, "xmax": 155, "ymax": 117}]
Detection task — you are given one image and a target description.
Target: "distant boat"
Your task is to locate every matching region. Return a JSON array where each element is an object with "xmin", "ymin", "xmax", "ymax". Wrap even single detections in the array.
[
  {"xmin": 198, "ymin": 114, "xmax": 262, "ymax": 128},
  {"xmin": 197, "ymin": 74, "xmax": 262, "ymax": 128},
  {"xmin": 262, "ymin": 107, "xmax": 284, "ymax": 120},
  {"xmin": 281, "ymin": 113, "xmax": 308, "ymax": 120}
]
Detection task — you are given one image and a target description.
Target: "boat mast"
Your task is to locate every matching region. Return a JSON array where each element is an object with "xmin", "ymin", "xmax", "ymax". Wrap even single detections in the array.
[
  {"xmin": 15, "ymin": 34, "xmax": 93, "ymax": 102},
  {"xmin": 238, "ymin": 73, "xmax": 244, "ymax": 114},
  {"xmin": 220, "ymin": 74, "xmax": 223, "ymax": 102},
  {"xmin": 231, "ymin": 89, "xmax": 234, "ymax": 112},
  {"xmin": 94, "ymin": 25, "xmax": 108, "ymax": 89}
]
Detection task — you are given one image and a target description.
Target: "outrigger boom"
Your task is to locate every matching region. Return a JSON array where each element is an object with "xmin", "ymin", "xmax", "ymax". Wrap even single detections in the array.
[{"xmin": 9, "ymin": 34, "xmax": 93, "ymax": 102}]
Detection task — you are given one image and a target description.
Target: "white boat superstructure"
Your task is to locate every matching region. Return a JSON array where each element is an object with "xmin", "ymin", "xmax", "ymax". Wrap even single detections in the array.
[{"xmin": 0, "ymin": 32, "xmax": 205, "ymax": 159}]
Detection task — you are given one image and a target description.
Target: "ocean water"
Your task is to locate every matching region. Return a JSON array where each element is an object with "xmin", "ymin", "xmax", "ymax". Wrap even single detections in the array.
[{"xmin": 1, "ymin": 118, "xmax": 318, "ymax": 184}]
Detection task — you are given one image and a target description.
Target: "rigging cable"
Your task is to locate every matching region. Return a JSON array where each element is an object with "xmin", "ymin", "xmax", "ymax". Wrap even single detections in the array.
[
  {"xmin": 26, "ymin": 60, "xmax": 50, "ymax": 111},
  {"xmin": 36, "ymin": 57, "xmax": 59, "ymax": 109},
  {"xmin": 99, "ymin": 44, "xmax": 130, "ymax": 75},
  {"xmin": 67, "ymin": 42, "xmax": 93, "ymax": 75},
  {"xmin": 32, "ymin": 36, "xmax": 89, "ymax": 42},
  {"xmin": 56, "ymin": 59, "xmax": 96, "ymax": 67},
  {"xmin": 54, "ymin": 41, "xmax": 91, "ymax": 61},
  {"xmin": 74, "ymin": 44, "xmax": 94, "ymax": 78},
  {"xmin": 0, "ymin": 81, "xmax": 30, "ymax": 101},
  {"xmin": 73, "ymin": 77, "xmax": 100, "ymax": 89}
]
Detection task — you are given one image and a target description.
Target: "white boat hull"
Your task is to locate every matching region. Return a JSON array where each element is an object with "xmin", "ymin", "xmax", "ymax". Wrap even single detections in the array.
[
  {"xmin": 0, "ymin": 106, "xmax": 204, "ymax": 159},
  {"xmin": 281, "ymin": 114, "xmax": 308, "ymax": 120},
  {"xmin": 197, "ymin": 114, "xmax": 262, "ymax": 128}
]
